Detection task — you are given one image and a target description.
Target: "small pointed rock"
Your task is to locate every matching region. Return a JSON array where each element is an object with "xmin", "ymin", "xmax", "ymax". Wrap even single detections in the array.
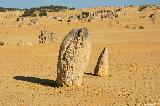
[
  {"xmin": 57, "ymin": 28, "xmax": 91, "ymax": 87},
  {"xmin": 94, "ymin": 46, "xmax": 108, "ymax": 77}
]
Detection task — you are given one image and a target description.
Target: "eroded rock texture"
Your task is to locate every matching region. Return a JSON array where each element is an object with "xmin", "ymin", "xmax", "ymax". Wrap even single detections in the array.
[
  {"xmin": 39, "ymin": 29, "xmax": 55, "ymax": 43},
  {"xmin": 94, "ymin": 46, "xmax": 108, "ymax": 77},
  {"xmin": 57, "ymin": 28, "xmax": 91, "ymax": 87}
]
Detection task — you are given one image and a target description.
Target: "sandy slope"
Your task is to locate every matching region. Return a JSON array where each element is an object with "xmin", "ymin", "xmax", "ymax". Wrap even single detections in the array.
[{"xmin": 0, "ymin": 6, "xmax": 160, "ymax": 106}]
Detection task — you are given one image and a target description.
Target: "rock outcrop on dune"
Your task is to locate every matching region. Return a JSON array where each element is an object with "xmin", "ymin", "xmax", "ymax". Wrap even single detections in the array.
[
  {"xmin": 94, "ymin": 46, "xmax": 108, "ymax": 77},
  {"xmin": 57, "ymin": 28, "xmax": 91, "ymax": 87},
  {"xmin": 149, "ymin": 13, "xmax": 157, "ymax": 24},
  {"xmin": 17, "ymin": 41, "xmax": 33, "ymax": 46},
  {"xmin": 39, "ymin": 29, "xmax": 55, "ymax": 43}
]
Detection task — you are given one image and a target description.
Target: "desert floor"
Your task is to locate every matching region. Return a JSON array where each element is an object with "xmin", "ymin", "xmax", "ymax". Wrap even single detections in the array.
[{"xmin": 0, "ymin": 7, "xmax": 160, "ymax": 106}]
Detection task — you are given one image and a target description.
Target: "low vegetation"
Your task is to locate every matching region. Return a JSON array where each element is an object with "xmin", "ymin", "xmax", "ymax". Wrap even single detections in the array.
[
  {"xmin": 0, "ymin": 7, "xmax": 22, "ymax": 12},
  {"xmin": 22, "ymin": 5, "xmax": 75, "ymax": 17},
  {"xmin": 22, "ymin": 8, "xmax": 47, "ymax": 17},
  {"xmin": 0, "ymin": 5, "xmax": 75, "ymax": 17},
  {"xmin": 0, "ymin": 7, "xmax": 6, "ymax": 12}
]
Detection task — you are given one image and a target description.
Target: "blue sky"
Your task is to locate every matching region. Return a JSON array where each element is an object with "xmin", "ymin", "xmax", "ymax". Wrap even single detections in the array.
[{"xmin": 0, "ymin": 0, "xmax": 160, "ymax": 9}]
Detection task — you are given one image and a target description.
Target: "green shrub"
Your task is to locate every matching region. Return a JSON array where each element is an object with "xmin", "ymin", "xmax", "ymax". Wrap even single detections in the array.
[
  {"xmin": 39, "ymin": 10, "xmax": 47, "ymax": 17},
  {"xmin": 22, "ymin": 9, "xmax": 35, "ymax": 17},
  {"xmin": 82, "ymin": 12, "xmax": 90, "ymax": 18},
  {"xmin": 0, "ymin": 7, "xmax": 6, "ymax": 12},
  {"xmin": 22, "ymin": 8, "xmax": 39, "ymax": 17},
  {"xmin": 21, "ymin": 5, "xmax": 75, "ymax": 17}
]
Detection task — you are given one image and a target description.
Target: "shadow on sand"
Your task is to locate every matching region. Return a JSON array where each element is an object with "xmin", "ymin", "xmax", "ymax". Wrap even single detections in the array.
[
  {"xmin": 84, "ymin": 72, "xmax": 96, "ymax": 76},
  {"xmin": 13, "ymin": 76, "xmax": 57, "ymax": 87}
]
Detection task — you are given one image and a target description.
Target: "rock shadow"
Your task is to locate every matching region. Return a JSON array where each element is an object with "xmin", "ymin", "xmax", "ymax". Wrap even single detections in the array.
[
  {"xmin": 13, "ymin": 76, "xmax": 57, "ymax": 87},
  {"xmin": 84, "ymin": 72, "xmax": 96, "ymax": 76}
]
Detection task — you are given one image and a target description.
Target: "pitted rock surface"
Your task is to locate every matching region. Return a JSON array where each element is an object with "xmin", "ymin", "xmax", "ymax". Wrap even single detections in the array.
[{"xmin": 57, "ymin": 28, "xmax": 91, "ymax": 87}]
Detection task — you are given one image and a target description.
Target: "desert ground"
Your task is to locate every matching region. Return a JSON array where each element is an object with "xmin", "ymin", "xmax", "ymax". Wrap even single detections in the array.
[{"xmin": 0, "ymin": 5, "xmax": 160, "ymax": 106}]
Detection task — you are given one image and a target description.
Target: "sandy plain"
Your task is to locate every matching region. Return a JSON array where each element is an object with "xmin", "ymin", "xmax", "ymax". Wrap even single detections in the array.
[{"xmin": 0, "ymin": 6, "xmax": 160, "ymax": 106}]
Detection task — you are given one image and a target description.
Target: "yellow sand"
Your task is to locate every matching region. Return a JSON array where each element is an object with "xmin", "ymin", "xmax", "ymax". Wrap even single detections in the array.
[{"xmin": 0, "ymin": 6, "xmax": 160, "ymax": 106}]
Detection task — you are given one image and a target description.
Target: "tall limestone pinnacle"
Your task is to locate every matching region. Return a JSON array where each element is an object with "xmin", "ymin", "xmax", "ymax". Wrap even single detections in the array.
[{"xmin": 57, "ymin": 28, "xmax": 91, "ymax": 87}]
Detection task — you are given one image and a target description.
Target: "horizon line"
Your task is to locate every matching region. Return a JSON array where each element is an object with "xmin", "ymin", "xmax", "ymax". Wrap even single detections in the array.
[{"xmin": 0, "ymin": 2, "xmax": 160, "ymax": 9}]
